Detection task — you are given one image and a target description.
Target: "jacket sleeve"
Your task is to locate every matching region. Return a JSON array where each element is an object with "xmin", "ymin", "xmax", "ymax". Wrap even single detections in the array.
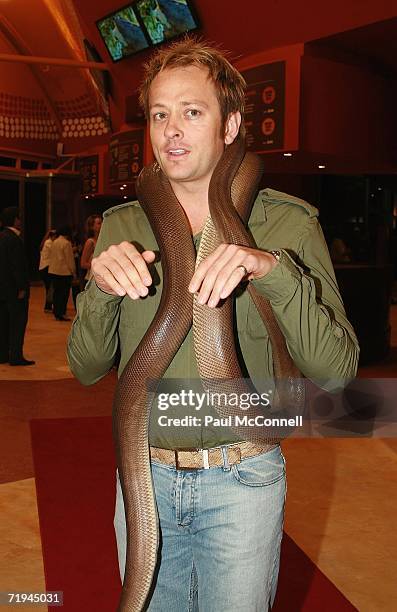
[
  {"xmin": 67, "ymin": 217, "xmax": 123, "ymax": 385},
  {"xmin": 250, "ymin": 214, "xmax": 359, "ymax": 389}
]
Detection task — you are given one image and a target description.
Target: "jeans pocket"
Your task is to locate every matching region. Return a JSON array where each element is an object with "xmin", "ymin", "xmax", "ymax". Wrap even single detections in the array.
[{"xmin": 231, "ymin": 446, "xmax": 285, "ymax": 487}]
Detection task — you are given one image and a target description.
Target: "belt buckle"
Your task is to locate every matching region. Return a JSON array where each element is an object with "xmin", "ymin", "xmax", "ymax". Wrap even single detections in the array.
[
  {"xmin": 201, "ymin": 449, "xmax": 210, "ymax": 469},
  {"xmin": 174, "ymin": 448, "xmax": 210, "ymax": 470},
  {"xmin": 174, "ymin": 447, "xmax": 198, "ymax": 471}
]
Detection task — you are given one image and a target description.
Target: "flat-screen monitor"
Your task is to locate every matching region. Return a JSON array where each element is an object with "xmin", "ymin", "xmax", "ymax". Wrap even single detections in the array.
[
  {"xmin": 96, "ymin": 1, "xmax": 199, "ymax": 62},
  {"xmin": 97, "ymin": 5, "xmax": 149, "ymax": 61}
]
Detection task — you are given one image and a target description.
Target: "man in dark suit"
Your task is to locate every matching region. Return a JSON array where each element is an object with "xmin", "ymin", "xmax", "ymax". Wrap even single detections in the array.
[{"xmin": 0, "ymin": 207, "xmax": 35, "ymax": 366}]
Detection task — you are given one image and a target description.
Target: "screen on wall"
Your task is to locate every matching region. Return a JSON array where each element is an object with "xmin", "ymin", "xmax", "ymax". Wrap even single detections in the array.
[
  {"xmin": 96, "ymin": 5, "xmax": 149, "ymax": 61},
  {"xmin": 96, "ymin": 1, "xmax": 199, "ymax": 62}
]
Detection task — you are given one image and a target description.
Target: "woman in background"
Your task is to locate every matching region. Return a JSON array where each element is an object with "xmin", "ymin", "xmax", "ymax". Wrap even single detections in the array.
[
  {"xmin": 38, "ymin": 229, "xmax": 56, "ymax": 312},
  {"xmin": 80, "ymin": 214, "xmax": 102, "ymax": 289},
  {"xmin": 48, "ymin": 225, "xmax": 75, "ymax": 321}
]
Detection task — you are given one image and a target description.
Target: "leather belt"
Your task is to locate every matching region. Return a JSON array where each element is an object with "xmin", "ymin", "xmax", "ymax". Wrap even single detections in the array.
[{"xmin": 150, "ymin": 441, "xmax": 277, "ymax": 470}]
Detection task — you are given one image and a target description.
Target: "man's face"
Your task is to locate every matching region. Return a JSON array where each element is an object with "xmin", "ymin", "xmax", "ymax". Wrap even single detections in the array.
[{"xmin": 148, "ymin": 65, "xmax": 229, "ymax": 192}]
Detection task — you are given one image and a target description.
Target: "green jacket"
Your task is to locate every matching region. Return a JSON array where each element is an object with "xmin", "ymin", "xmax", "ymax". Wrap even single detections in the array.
[{"xmin": 67, "ymin": 188, "xmax": 359, "ymax": 448}]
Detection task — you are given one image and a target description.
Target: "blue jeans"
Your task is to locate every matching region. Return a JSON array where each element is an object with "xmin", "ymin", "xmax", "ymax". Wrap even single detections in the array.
[{"xmin": 114, "ymin": 445, "xmax": 286, "ymax": 611}]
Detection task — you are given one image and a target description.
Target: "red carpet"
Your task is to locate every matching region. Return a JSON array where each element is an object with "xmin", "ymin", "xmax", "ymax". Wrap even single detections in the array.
[{"xmin": 30, "ymin": 417, "xmax": 357, "ymax": 611}]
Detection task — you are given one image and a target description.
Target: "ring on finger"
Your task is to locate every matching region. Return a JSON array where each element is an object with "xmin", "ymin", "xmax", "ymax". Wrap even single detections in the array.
[{"xmin": 236, "ymin": 264, "xmax": 248, "ymax": 277}]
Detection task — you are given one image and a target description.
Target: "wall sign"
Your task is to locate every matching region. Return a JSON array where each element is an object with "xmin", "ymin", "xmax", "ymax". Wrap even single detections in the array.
[
  {"xmin": 109, "ymin": 129, "xmax": 144, "ymax": 184},
  {"xmin": 242, "ymin": 61, "xmax": 286, "ymax": 152},
  {"xmin": 76, "ymin": 155, "xmax": 99, "ymax": 195}
]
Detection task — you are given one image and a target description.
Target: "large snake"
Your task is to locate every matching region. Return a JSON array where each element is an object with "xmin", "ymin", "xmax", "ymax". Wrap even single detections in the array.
[{"xmin": 112, "ymin": 137, "xmax": 304, "ymax": 611}]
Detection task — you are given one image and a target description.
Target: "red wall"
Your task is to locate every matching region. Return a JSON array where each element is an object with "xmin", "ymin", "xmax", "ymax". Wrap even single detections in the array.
[
  {"xmin": 74, "ymin": 0, "xmax": 397, "ymax": 130},
  {"xmin": 300, "ymin": 54, "xmax": 397, "ymax": 164}
]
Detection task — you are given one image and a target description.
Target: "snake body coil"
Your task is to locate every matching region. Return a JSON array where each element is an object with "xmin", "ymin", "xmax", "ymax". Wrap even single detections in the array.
[{"xmin": 113, "ymin": 138, "xmax": 303, "ymax": 611}]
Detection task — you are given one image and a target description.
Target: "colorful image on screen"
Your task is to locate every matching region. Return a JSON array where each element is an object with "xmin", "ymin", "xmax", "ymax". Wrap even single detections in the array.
[
  {"xmin": 136, "ymin": 0, "xmax": 198, "ymax": 45},
  {"xmin": 97, "ymin": 6, "xmax": 149, "ymax": 61}
]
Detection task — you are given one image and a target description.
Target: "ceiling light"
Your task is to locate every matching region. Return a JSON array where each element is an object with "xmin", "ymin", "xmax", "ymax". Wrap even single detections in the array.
[
  {"xmin": 283, "ymin": 153, "xmax": 292, "ymax": 157},
  {"xmin": 318, "ymin": 165, "xmax": 326, "ymax": 169}
]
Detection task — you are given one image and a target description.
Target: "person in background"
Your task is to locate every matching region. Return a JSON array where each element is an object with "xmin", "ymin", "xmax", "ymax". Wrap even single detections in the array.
[
  {"xmin": 48, "ymin": 225, "xmax": 75, "ymax": 321},
  {"xmin": 80, "ymin": 214, "xmax": 102, "ymax": 289},
  {"xmin": 330, "ymin": 237, "xmax": 351, "ymax": 264},
  {"xmin": 39, "ymin": 229, "xmax": 57, "ymax": 312},
  {"xmin": 0, "ymin": 206, "xmax": 35, "ymax": 366}
]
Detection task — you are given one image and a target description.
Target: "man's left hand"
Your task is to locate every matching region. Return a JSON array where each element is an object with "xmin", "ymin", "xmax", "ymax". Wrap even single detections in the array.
[{"xmin": 188, "ymin": 244, "xmax": 278, "ymax": 308}]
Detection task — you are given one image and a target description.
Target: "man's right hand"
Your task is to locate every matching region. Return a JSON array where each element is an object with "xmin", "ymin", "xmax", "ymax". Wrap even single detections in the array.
[{"xmin": 91, "ymin": 241, "xmax": 155, "ymax": 300}]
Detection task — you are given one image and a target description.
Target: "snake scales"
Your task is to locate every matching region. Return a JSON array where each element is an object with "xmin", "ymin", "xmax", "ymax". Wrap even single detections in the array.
[{"xmin": 113, "ymin": 137, "xmax": 304, "ymax": 611}]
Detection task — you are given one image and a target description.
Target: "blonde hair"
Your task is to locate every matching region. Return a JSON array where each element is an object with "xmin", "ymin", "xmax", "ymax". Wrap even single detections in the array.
[{"xmin": 139, "ymin": 36, "xmax": 246, "ymax": 137}]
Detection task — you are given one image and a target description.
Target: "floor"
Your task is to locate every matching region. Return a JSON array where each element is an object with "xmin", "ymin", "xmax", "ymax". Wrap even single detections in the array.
[{"xmin": 0, "ymin": 286, "xmax": 396, "ymax": 611}]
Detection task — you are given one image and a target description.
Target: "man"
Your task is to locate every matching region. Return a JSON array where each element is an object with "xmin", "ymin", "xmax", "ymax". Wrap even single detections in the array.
[
  {"xmin": 0, "ymin": 206, "xmax": 35, "ymax": 366},
  {"xmin": 48, "ymin": 225, "xmax": 75, "ymax": 321},
  {"xmin": 68, "ymin": 38, "xmax": 359, "ymax": 610}
]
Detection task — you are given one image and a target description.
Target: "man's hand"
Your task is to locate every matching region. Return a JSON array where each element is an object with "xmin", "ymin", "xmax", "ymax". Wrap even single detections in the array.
[
  {"xmin": 188, "ymin": 244, "xmax": 278, "ymax": 308},
  {"xmin": 91, "ymin": 241, "xmax": 155, "ymax": 299}
]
